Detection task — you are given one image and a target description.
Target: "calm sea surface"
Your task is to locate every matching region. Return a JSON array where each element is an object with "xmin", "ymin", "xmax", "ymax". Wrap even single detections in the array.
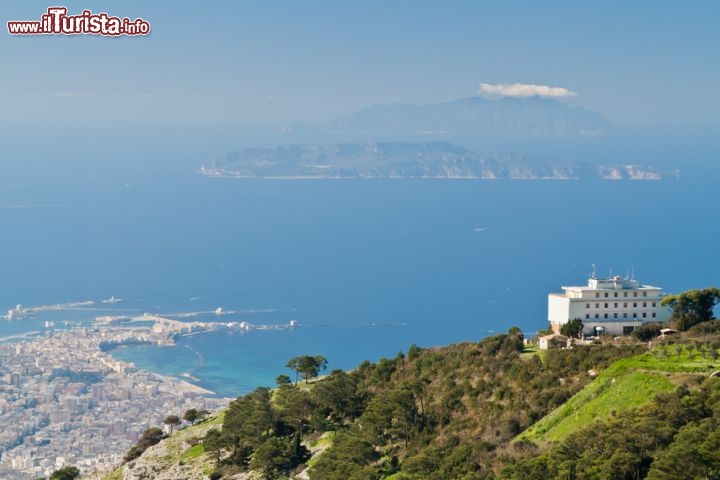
[{"xmin": 1, "ymin": 164, "xmax": 718, "ymax": 396}]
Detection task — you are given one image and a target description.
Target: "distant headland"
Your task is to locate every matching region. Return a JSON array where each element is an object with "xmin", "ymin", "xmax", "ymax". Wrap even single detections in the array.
[{"xmin": 199, "ymin": 141, "xmax": 679, "ymax": 181}]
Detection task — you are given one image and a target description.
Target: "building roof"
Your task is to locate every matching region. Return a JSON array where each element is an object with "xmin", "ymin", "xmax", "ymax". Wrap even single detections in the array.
[
  {"xmin": 539, "ymin": 333, "xmax": 568, "ymax": 342},
  {"xmin": 556, "ymin": 275, "xmax": 662, "ymax": 292},
  {"xmin": 562, "ymin": 284, "xmax": 662, "ymax": 292}
]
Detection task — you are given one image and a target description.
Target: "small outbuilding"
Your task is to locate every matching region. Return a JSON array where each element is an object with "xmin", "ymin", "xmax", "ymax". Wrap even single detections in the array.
[
  {"xmin": 659, "ymin": 328, "xmax": 679, "ymax": 338},
  {"xmin": 538, "ymin": 333, "xmax": 569, "ymax": 350}
]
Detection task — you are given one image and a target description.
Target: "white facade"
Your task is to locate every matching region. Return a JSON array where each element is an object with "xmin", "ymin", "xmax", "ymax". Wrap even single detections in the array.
[{"xmin": 548, "ymin": 275, "xmax": 672, "ymax": 336}]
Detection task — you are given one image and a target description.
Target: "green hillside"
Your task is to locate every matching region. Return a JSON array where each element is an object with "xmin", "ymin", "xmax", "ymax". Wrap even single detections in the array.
[
  {"xmin": 102, "ymin": 331, "xmax": 648, "ymax": 479},
  {"xmin": 100, "ymin": 322, "xmax": 720, "ymax": 480},
  {"xmin": 518, "ymin": 342, "xmax": 716, "ymax": 444}
]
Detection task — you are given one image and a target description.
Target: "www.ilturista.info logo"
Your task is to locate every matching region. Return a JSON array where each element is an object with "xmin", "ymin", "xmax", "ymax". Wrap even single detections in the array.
[{"xmin": 8, "ymin": 7, "xmax": 150, "ymax": 36}]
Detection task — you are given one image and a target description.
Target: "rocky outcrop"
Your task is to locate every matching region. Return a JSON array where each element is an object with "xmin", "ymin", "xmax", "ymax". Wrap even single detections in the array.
[
  {"xmin": 103, "ymin": 417, "xmax": 329, "ymax": 480},
  {"xmin": 116, "ymin": 420, "xmax": 219, "ymax": 480}
]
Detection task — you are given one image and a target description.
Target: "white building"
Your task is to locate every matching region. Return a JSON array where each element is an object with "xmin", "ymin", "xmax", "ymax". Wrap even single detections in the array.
[{"xmin": 548, "ymin": 274, "xmax": 672, "ymax": 336}]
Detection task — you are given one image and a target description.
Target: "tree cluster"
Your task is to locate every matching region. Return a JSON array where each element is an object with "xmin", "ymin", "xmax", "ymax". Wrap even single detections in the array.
[
  {"xmin": 286, "ymin": 355, "xmax": 328, "ymax": 384},
  {"xmin": 47, "ymin": 466, "xmax": 80, "ymax": 480},
  {"xmin": 183, "ymin": 407, "xmax": 209, "ymax": 425},
  {"xmin": 560, "ymin": 317, "xmax": 584, "ymax": 339},
  {"xmin": 661, "ymin": 287, "xmax": 720, "ymax": 331},
  {"xmin": 124, "ymin": 427, "xmax": 165, "ymax": 462}
]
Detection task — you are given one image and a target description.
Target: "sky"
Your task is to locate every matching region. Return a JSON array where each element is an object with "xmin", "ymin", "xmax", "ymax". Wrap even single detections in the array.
[{"xmin": 2, "ymin": 1, "xmax": 720, "ymax": 135}]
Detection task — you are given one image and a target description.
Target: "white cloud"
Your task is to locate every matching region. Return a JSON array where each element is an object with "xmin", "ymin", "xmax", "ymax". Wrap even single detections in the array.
[{"xmin": 478, "ymin": 83, "xmax": 578, "ymax": 98}]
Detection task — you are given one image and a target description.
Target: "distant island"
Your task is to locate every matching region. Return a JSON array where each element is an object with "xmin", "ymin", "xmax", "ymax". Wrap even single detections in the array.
[{"xmin": 199, "ymin": 141, "xmax": 678, "ymax": 180}]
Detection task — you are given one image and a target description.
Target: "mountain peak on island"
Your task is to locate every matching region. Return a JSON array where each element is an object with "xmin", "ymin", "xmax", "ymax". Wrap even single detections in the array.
[{"xmin": 312, "ymin": 95, "xmax": 612, "ymax": 137}]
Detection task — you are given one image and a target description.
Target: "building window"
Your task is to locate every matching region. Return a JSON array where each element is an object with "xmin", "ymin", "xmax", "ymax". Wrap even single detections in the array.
[
  {"xmin": 595, "ymin": 314, "xmax": 599, "ymax": 319},
  {"xmin": 614, "ymin": 303, "xmax": 618, "ymax": 308},
  {"xmin": 652, "ymin": 313, "xmax": 656, "ymax": 318},
  {"xmin": 586, "ymin": 314, "xmax": 590, "ymax": 319},
  {"xmin": 642, "ymin": 312, "xmax": 647, "ymax": 318},
  {"xmin": 623, "ymin": 313, "xmax": 628, "ymax": 318},
  {"xmin": 586, "ymin": 303, "xmax": 590, "ymax": 308},
  {"xmin": 604, "ymin": 292, "xmax": 609, "ymax": 297},
  {"xmin": 633, "ymin": 302, "xmax": 637, "ymax": 308},
  {"xmin": 652, "ymin": 302, "xmax": 656, "ymax": 307},
  {"xmin": 595, "ymin": 292, "xmax": 600, "ymax": 298},
  {"xmin": 633, "ymin": 313, "xmax": 637, "ymax": 318},
  {"xmin": 633, "ymin": 292, "xmax": 638, "ymax": 297},
  {"xmin": 643, "ymin": 292, "xmax": 647, "ymax": 297},
  {"xmin": 624, "ymin": 302, "xmax": 628, "ymax": 308},
  {"xmin": 605, "ymin": 303, "xmax": 609, "ymax": 308},
  {"xmin": 624, "ymin": 292, "xmax": 628, "ymax": 297},
  {"xmin": 604, "ymin": 313, "xmax": 608, "ymax": 318},
  {"xmin": 614, "ymin": 313, "xmax": 618, "ymax": 318},
  {"xmin": 596, "ymin": 303, "xmax": 600, "ymax": 308},
  {"xmin": 614, "ymin": 292, "xmax": 618, "ymax": 297}
]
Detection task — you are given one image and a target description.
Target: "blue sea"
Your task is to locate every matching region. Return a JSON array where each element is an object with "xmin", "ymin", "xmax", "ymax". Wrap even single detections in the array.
[{"xmin": 1, "ymin": 140, "xmax": 718, "ymax": 397}]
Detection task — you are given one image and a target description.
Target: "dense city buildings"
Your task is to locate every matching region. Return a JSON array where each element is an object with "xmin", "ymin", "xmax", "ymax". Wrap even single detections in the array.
[{"xmin": 0, "ymin": 323, "xmax": 228, "ymax": 479}]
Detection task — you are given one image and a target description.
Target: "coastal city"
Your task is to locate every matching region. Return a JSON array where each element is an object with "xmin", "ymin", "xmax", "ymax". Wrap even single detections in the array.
[{"xmin": 0, "ymin": 313, "xmax": 267, "ymax": 479}]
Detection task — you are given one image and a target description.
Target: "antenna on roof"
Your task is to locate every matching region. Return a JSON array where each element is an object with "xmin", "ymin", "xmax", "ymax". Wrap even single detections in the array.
[
  {"xmin": 631, "ymin": 266, "xmax": 635, "ymax": 280},
  {"xmin": 591, "ymin": 263, "xmax": 597, "ymax": 279},
  {"xmin": 625, "ymin": 268, "xmax": 630, "ymax": 280},
  {"xmin": 609, "ymin": 266, "xmax": 613, "ymax": 277}
]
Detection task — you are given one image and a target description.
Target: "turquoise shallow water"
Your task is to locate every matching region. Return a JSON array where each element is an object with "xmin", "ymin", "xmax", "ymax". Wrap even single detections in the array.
[
  {"xmin": 1, "ymin": 166, "xmax": 719, "ymax": 397},
  {"xmin": 111, "ymin": 322, "xmax": 497, "ymax": 397}
]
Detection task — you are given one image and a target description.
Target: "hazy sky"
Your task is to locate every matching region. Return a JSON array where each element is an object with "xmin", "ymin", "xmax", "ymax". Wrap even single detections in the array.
[{"xmin": 4, "ymin": 1, "xmax": 720, "ymax": 132}]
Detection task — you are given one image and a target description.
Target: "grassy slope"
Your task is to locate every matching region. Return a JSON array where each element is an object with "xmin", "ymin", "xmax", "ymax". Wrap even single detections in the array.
[
  {"xmin": 100, "ymin": 469, "xmax": 122, "ymax": 480},
  {"xmin": 305, "ymin": 431, "xmax": 336, "ymax": 469},
  {"xmin": 518, "ymin": 344, "xmax": 716, "ymax": 444}
]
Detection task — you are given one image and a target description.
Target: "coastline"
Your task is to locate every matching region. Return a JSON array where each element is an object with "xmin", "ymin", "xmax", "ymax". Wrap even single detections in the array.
[
  {"xmin": 0, "ymin": 323, "xmax": 229, "ymax": 479},
  {"xmin": 158, "ymin": 373, "xmax": 216, "ymax": 396}
]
